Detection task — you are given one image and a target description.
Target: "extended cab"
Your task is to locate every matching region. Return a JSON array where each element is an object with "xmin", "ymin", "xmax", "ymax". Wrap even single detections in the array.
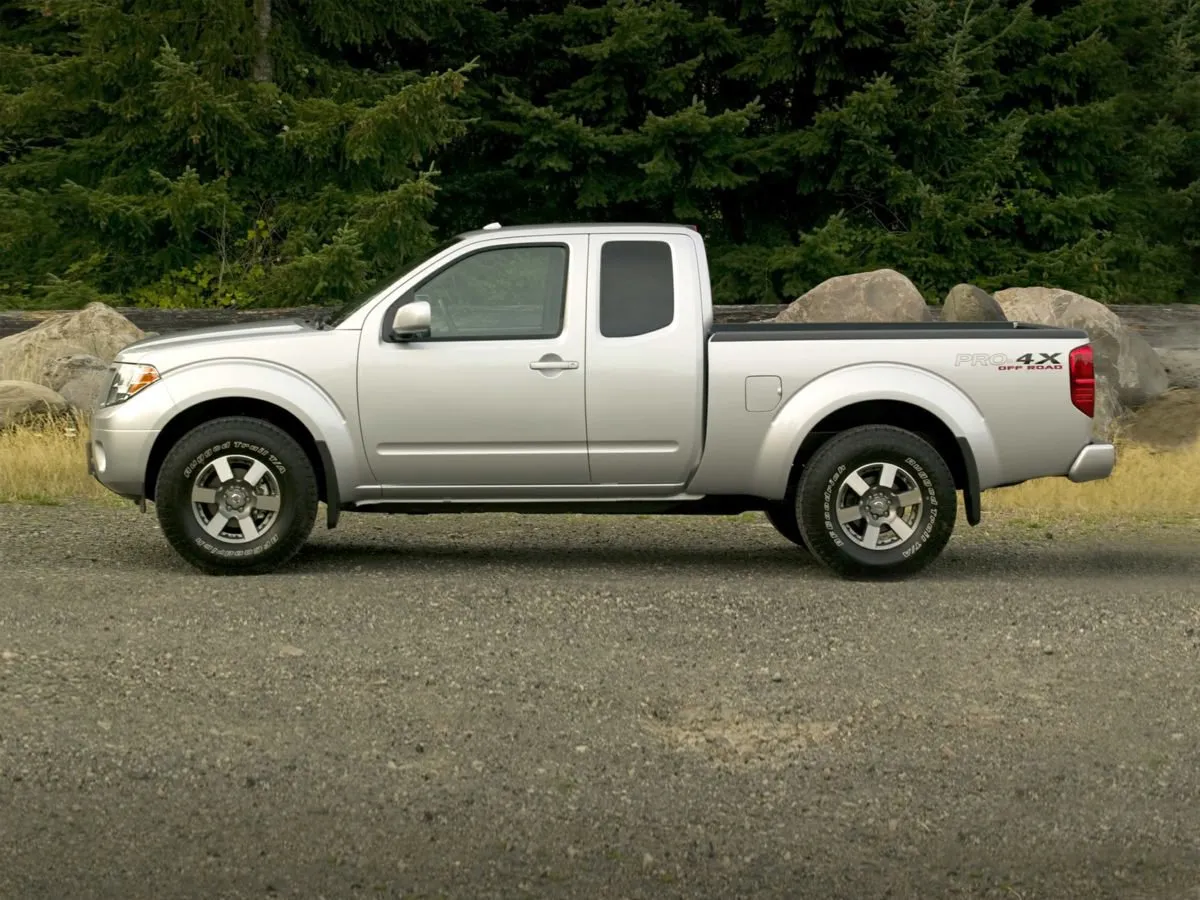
[{"xmin": 87, "ymin": 222, "xmax": 1115, "ymax": 578}]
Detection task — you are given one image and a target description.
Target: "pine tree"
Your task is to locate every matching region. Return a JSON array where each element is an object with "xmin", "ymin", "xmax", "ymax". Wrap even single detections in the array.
[
  {"xmin": 427, "ymin": 0, "xmax": 1200, "ymax": 304},
  {"xmin": 0, "ymin": 0, "xmax": 475, "ymax": 308},
  {"xmin": 3, "ymin": 0, "xmax": 1198, "ymax": 308}
]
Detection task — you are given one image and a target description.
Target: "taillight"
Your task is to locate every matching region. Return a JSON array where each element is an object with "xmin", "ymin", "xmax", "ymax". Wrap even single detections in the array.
[{"xmin": 1069, "ymin": 344, "xmax": 1095, "ymax": 418}]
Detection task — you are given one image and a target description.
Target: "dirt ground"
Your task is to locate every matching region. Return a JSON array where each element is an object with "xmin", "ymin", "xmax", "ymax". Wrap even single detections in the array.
[{"xmin": 2, "ymin": 504, "xmax": 1199, "ymax": 900}]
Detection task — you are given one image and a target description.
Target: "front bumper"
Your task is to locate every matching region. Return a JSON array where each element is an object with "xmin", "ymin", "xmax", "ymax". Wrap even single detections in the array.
[
  {"xmin": 1067, "ymin": 441, "xmax": 1117, "ymax": 483},
  {"xmin": 86, "ymin": 380, "xmax": 175, "ymax": 501},
  {"xmin": 87, "ymin": 424, "xmax": 160, "ymax": 501}
]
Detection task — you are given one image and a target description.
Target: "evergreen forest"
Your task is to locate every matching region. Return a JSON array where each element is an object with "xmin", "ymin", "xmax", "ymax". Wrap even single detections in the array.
[{"xmin": 2, "ymin": 0, "xmax": 1199, "ymax": 309}]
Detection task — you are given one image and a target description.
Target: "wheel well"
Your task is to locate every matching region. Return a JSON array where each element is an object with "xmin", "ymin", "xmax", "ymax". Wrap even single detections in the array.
[
  {"xmin": 143, "ymin": 398, "xmax": 327, "ymax": 504},
  {"xmin": 788, "ymin": 400, "xmax": 969, "ymax": 493}
]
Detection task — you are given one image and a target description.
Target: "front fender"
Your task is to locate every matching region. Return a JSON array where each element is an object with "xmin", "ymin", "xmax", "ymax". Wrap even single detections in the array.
[
  {"xmin": 750, "ymin": 363, "xmax": 1001, "ymax": 499},
  {"xmin": 151, "ymin": 358, "xmax": 372, "ymax": 501}
]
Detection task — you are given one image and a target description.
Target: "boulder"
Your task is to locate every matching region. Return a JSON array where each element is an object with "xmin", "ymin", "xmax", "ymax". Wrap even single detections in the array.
[
  {"xmin": 1121, "ymin": 388, "xmax": 1200, "ymax": 451},
  {"xmin": 775, "ymin": 269, "xmax": 932, "ymax": 324},
  {"xmin": 0, "ymin": 381, "xmax": 69, "ymax": 429},
  {"xmin": 1158, "ymin": 349, "xmax": 1200, "ymax": 390},
  {"xmin": 993, "ymin": 287, "xmax": 1170, "ymax": 437},
  {"xmin": 1119, "ymin": 330, "xmax": 1172, "ymax": 407},
  {"xmin": 42, "ymin": 353, "xmax": 108, "ymax": 391},
  {"xmin": 44, "ymin": 354, "xmax": 112, "ymax": 411},
  {"xmin": 0, "ymin": 302, "xmax": 144, "ymax": 385},
  {"xmin": 942, "ymin": 284, "xmax": 1007, "ymax": 322}
]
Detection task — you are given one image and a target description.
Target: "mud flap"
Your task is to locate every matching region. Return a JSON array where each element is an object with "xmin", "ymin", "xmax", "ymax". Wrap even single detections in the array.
[
  {"xmin": 315, "ymin": 440, "xmax": 341, "ymax": 529},
  {"xmin": 956, "ymin": 436, "xmax": 981, "ymax": 526}
]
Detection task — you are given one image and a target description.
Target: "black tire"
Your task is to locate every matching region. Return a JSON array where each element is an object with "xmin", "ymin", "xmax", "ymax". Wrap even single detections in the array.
[
  {"xmin": 764, "ymin": 501, "xmax": 808, "ymax": 549},
  {"xmin": 795, "ymin": 424, "xmax": 957, "ymax": 579},
  {"xmin": 153, "ymin": 416, "xmax": 319, "ymax": 575}
]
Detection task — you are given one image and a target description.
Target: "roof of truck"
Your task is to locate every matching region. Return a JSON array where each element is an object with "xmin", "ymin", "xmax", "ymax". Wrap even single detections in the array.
[{"xmin": 454, "ymin": 221, "xmax": 700, "ymax": 238}]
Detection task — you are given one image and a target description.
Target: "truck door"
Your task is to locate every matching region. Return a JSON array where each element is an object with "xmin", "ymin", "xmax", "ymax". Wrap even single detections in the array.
[
  {"xmin": 356, "ymin": 234, "xmax": 590, "ymax": 491},
  {"xmin": 584, "ymin": 232, "xmax": 705, "ymax": 490}
]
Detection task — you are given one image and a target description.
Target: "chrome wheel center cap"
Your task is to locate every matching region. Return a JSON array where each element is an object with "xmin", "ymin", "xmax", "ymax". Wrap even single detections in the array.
[{"xmin": 224, "ymin": 486, "xmax": 250, "ymax": 511}]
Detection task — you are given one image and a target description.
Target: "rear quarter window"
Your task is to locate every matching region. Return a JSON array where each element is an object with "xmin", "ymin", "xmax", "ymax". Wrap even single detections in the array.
[{"xmin": 599, "ymin": 240, "xmax": 675, "ymax": 338}]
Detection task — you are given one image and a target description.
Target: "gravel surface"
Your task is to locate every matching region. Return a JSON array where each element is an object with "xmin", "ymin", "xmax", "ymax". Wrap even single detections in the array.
[{"xmin": 1, "ymin": 503, "xmax": 1199, "ymax": 900}]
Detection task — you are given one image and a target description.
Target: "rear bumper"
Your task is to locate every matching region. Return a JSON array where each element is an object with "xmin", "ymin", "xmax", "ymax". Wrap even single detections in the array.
[{"xmin": 1068, "ymin": 442, "xmax": 1116, "ymax": 483}]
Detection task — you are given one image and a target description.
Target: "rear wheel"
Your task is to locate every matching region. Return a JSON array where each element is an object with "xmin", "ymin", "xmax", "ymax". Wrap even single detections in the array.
[
  {"xmin": 153, "ymin": 416, "xmax": 318, "ymax": 575},
  {"xmin": 795, "ymin": 425, "xmax": 956, "ymax": 579},
  {"xmin": 764, "ymin": 501, "xmax": 807, "ymax": 549}
]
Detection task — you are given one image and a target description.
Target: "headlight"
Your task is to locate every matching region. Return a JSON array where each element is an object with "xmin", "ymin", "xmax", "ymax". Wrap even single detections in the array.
[{"xmin": 101, "ymin": 362, "xmax": 160, "ymax": 408}]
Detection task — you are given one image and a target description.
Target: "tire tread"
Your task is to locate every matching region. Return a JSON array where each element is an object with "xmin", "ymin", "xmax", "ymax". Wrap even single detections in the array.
[
  {"xmin": 154, "ymin": 416, "xmax": 319, "ymax": 575},
  {"xmin": 796, "ymin": 424, "xmax": 956, "ymax": 579}
]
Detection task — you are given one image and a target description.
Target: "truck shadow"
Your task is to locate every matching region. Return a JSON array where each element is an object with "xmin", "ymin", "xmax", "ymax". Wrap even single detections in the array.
[
  {"xmin": 290, "ymin": 538, "xmax": 822, "ymax": 575},
  {"xmin": 284, "ymin": 532, "xmax": 1200, "ymax": 581}
]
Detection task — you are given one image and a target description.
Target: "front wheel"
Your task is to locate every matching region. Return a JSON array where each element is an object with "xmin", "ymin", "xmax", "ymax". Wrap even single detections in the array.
[
  {"xmin": 795, "ymin": 425, "xmax": 957, "ymax": 579},
  {"xmin": 153, "ymin": 416, "xmax": 319, "ymax": 575}
]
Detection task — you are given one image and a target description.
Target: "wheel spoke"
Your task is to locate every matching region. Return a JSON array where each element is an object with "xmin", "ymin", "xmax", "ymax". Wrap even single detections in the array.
[
  {"xmin": 239, "ymin": 515, "xmax": 260, "ymax": 540},
  {"xmin": 837, "ymin": 505, "xmax": 864, "ymax": 524},
  {"xmin": 243, "ymin": 460, "xmax": 269, "ymax": 488},
  {"xmin": 861, "ymin": 524, "xmax": 881, "ymax": 549},
  {"xmin": 212, "ymin": 456, "xmax": 235, "ymax": 483},
  {"xmin": 192, "ymin": 487, "xmax": 218, "ymax": 504},
  {"xmin": 844, "ymin": 472, "xmax": 872, "ymax": 497},
  {"xmin": 889, "ymin": 516, "xmax": 914, "ymax": 541},
  {"xmin": 896, "ymin": 489, "xmax": 922, "ymax": 508},
  {"xmin": 204, "ymin": 513, "xmax": 230, "ymax": 537},
  {"xmin": 877, "ymin": 463, "xmax": 898, "ymax": 489},
  {"xmin": 255, "ymin": 493, "xmax": 281, "ymax": 512}
]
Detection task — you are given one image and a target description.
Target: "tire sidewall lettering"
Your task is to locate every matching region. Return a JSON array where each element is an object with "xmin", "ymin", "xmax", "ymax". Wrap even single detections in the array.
[
  {"xmin": 194, "ymin": 532, "xmax": 281, "ymax": 558},
  {"xmin": 184, "ymin": 440, "xmax": 288, "ymax": 479},
  {"xmin": 821, "ymin": 464, "xmax": 847, "ymax": 547}
]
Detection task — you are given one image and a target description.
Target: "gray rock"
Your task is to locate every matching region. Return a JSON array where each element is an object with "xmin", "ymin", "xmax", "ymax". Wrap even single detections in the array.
[
  {"xmin": 1122, "ymin": 387, "xmax": 1200, "ymax": 450},
  {"xmin": 42, "ymin": 354, "xmax": 109, "ymax": 392},
  {"xmin": 1121, "ymin": 330, "xmax": 1171, "ymax": 406},
  {"xmin": 60, "ymin": 371, "xmax": 113, "ymax": 412},
  {"xmin": 942, "ymin": 284, "xmax": 1007, "ymax": 322},
  {"xmin": 0, "ymin": 381, "xmax": 69, "ymax": 429},
  {"xmin": 993, "ymin": 287, "xmax": 1170, "ymax": 438},
  {"xmin": 775, "ymin": 269, "xmax": 932, "ymax": 324},
  {"xmin": 1158, "ymin": 349, "xmax": 1200, "ymax": 390},
  {"xmin": 42, "ymin": 355, "xmax": 112, "ymax": 411},
  {"xmin": 0, "ymin": 302, "xmax": 144, "ymax": 385}
]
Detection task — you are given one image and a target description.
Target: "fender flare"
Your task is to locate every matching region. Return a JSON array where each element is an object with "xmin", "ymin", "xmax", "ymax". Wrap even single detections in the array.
[
  {"xmin": 147, "ymin": 359, "xmax": 365, "ymax": 528},
  {"xmin": 750, "ymin": 363, "xmax": 1000, "ymax": 515}
]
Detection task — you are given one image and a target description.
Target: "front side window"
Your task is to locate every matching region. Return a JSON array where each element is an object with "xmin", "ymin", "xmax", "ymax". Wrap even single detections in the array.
[{"xmin": 401, "ymin": 244, "xmax": 569, "ymax": 339}]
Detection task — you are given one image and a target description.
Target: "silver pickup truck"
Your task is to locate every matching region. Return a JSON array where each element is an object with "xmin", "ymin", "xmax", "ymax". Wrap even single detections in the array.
[{"xmin": 87, "ymin": 222, "xmax": 1115, "ymax": 579}]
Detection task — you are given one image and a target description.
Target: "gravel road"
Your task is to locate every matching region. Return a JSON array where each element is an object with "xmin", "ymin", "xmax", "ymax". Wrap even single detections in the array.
[{"xmin": 1, "ymin": 503, "xmax": 1199, "ymax": 900}]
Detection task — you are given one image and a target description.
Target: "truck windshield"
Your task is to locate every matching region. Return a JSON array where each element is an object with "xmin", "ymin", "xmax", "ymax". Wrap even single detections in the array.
[{"xmin": 318, "ymin": 237, "xmax": 463, "ymax": 328}]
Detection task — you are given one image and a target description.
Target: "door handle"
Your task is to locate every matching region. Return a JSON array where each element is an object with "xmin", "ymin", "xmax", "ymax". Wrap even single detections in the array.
[{"xmin": 529, "ymin": 358, "xmax": 578, "ymax": 370}]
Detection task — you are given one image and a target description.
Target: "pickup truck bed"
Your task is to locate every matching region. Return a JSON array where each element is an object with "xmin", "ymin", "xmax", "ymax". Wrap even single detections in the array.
[{"xmin": 86, "ymin": 222, "xmax": 1115, "ymax": 580}]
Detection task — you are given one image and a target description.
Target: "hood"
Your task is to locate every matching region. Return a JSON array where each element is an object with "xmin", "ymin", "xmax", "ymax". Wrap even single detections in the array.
[{"xmin": 117, "ymin": 318, "xmax": 315, "ymax": 357}]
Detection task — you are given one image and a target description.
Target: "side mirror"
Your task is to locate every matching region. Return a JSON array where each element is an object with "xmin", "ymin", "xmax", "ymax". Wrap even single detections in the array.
[{"xmin": 388, "ymin": 300, "xmax": 432, "ymax": 342}]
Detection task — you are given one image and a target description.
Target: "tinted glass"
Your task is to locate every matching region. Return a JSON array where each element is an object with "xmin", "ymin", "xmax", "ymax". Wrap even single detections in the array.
[
  {"xmin": 405, "ymin": 244, "xmax": 568, "ymax": 339},
  {"xmin": 599, "ymin": 241, "xmax": 674, "ymax": 338}
]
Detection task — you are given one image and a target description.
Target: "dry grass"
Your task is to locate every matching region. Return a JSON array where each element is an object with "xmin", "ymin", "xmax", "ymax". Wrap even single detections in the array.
[
  {"xmin": 982, "ymin": 436, "xmax": 1200, "ymax": 525},
  {"xmin": 0, "ymin": 415, "xmax": 124, "ymax": 506},
  {"xmin": 1, "ymin": 417, "xmax": 1198, "ymax": 525}
]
